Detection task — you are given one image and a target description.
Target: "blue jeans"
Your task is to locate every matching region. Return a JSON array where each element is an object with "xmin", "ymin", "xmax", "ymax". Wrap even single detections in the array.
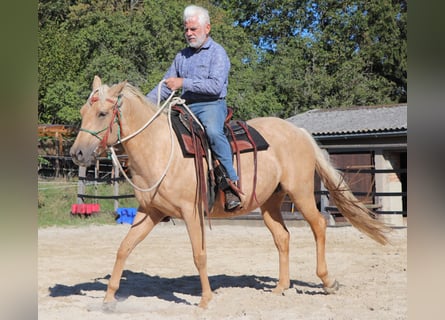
[{"xmin": 188, "ymin": 100, "xmax": 239, "ymax": 181}]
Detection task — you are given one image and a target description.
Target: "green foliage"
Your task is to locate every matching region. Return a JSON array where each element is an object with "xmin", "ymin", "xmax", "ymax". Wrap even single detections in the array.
[
  {"xmin": 222, "ymin": 0, "xmax": 407, "ymax": 112},
  {"xmin": 39, "ymin": 80, "xmax": 85, "ymax": 123},
  {"xmin": 38, "ymin": 155, "xmax": 51, "ymax": 167},
  {"xmin": 38, "ymin": 0, "xmax": 407, "ymax": 124}
]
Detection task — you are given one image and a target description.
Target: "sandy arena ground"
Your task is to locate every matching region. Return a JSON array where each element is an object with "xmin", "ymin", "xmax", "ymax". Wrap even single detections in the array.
[{"xmin": 38, "ymin": 220, "xmax": 407, "ymax": 319}]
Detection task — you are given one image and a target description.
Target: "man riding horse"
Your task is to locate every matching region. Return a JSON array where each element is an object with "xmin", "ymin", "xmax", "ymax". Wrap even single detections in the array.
[{"xmin": 145, "ymin": 5, "xmax": 241, "ymax": 211}]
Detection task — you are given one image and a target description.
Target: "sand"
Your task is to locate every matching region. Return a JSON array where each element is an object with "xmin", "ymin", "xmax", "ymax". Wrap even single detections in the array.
[{"xmin": 38, "ymin": 220, "xmax": 407, "ymax": 319}]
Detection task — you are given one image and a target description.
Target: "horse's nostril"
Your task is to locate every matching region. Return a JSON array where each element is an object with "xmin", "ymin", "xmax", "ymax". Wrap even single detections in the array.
[{"xmin": 70, "ymin": 148, "xmax": 82, "ymax": 160}]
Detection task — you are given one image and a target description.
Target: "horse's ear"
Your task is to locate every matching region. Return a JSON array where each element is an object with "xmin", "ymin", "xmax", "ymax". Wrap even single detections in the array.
[
  {"xmin": 109, "ymin": 80, "xmax": 127, "ymax": 97},
  {"xmin": 93, "ymin": 75, "xmax": 102, "ymax": 90}
]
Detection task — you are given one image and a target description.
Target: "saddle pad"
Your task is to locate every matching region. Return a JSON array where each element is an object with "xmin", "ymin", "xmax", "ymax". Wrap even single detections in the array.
[{"xmin": 171, "ymin": 107, "xmax": 269, "ymax": 157}]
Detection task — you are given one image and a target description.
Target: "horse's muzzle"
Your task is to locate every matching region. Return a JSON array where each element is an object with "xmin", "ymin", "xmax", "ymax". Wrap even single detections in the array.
[{"xmin": 70, "ymin": 145, "xmax": 96, "ymax": 167}]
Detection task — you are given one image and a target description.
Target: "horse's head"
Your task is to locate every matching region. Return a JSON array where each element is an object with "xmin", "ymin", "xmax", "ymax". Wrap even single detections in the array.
[{"xmin": 70, "ymin": 76, "xmax": 127, "ymax": 166}]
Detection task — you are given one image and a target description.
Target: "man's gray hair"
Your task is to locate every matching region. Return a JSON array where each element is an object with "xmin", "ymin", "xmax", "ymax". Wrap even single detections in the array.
[{"xmin": 183, "ymin": 5, "xmax": 210, "ymax": 25}]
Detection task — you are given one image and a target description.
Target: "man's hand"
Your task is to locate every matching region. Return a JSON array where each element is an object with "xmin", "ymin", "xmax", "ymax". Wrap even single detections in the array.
[{"xmin": 165, "ymin": 77, "xmax": 183, "ymax": 91}]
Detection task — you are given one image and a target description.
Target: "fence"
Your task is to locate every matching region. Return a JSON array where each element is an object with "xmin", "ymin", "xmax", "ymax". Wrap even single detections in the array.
[
  {"xmin": 74, "ymin": 155, "xmax": 135, "ymax": 212},
  {"xmin": 38, "ymin": 155, "xmax": 406, "ymax": 221}
]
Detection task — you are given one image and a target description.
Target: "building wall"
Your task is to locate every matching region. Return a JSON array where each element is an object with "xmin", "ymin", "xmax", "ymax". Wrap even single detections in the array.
[{"xmin": 374, "ymin": 151, "xmax": 406, "ymax": 226}]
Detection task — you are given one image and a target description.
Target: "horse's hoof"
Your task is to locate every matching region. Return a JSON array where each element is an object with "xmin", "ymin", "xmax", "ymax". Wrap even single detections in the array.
[
  {"xmin": 198, "ymin": 292, "xmax": 213, "ymax": 309},
  {"xmin": 102, "ymin": 300, "xmax": 117, "ymax": 313},
  {"xmin": 272, "ymin": 285, "xmax": 288, "ymax": 295},
  {"xmin": 323, "ymin": 279, "xmax": 340, "ymax": 294}
]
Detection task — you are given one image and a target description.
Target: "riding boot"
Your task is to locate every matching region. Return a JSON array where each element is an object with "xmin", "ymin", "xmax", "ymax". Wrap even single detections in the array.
[
  {"xmin": 224, "ymin": 181, "xmax": 241, "ymax": 211},
  {"xmin": 214, "ymin": 164, "xmax": 241, "ymax": 211}
]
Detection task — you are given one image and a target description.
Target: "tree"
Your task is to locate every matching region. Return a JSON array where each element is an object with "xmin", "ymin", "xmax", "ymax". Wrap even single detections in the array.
[
  {"xmin": 220, "ymin": 0, "xmax": 407, "ymax": 112},
  {"xmin": 38, "ymin": 0, "xmax": 164, "ymax": 124},
  {"xmin": 38, "ymin": 0, "xmax": 407, "ymax": 125}
]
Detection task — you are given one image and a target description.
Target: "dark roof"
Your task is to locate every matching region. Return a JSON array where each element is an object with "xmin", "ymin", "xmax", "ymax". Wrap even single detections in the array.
[{"xmin": 286, "ymin": 104, "xmax": 407, "ymax": 135}]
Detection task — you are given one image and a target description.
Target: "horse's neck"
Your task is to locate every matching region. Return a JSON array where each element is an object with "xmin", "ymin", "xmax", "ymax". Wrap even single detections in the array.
[{"xmin": 120, "ymin": 99, "xmax": 170, "ymax": 173}]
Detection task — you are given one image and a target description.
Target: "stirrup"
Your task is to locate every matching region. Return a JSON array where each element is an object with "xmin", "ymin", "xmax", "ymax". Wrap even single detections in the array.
[{"xmin": 224, "ymin": 188, "xmax": 241, "ymax": 211}]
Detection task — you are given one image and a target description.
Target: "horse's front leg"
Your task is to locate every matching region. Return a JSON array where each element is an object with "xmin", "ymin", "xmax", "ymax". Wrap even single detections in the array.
[
  {"xmin": 184, "ymin": 214, "xmax": 212, "ymax": 308},
  {"xmin": 103, "ymin": 208, "xmax": 163, "ymax": 311}
]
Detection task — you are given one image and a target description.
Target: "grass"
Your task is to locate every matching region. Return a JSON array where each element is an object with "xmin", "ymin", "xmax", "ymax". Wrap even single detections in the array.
[{"xmin": 38, "ymin": 178, "xmax": 139, "ymax": 228}]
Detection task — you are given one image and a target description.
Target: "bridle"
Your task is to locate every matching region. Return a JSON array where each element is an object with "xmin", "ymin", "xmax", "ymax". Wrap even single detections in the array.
[{"xmin": 79, "ymin": 92, "xmax": 124, "ymax": 153}]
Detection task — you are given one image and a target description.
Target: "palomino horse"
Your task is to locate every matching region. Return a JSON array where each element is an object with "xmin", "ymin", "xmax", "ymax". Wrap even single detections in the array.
[{"xmin": 70, "ymin": 76, "xmax": 390, "ymax": 310}]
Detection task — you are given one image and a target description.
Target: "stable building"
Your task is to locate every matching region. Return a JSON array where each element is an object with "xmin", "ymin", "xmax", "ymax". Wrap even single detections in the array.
[{"xmin": 286, "ymin": 104, "xmax": 407, "ymax": 226}]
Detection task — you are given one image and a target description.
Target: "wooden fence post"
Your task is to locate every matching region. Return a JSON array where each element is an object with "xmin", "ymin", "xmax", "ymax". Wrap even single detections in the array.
[
  {"xmin": 320, "ymin": 149, "xmax": 335, "ymax": 226},
  {"xmin": 94, "ymin": 159, "xmax": 99, "ymax": 203},
  {"xmin": 113, "ymin": 160, "xmax": 120, "ymax": 212},
  {"xmin": 77, "ymin": 166, "xmax": 86, "ymax": 205}
]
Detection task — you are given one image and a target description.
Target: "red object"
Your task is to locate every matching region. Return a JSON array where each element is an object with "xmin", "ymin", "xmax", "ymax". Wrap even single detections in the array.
[{"xmin": 71, "ymin": 203, "xmax": 101, "ymax": 215}]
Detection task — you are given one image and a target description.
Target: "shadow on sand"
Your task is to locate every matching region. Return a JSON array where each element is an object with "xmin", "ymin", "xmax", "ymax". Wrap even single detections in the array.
[{"xmin": 49, "ymin": 270, "xmax": 326, "ymax": 305}]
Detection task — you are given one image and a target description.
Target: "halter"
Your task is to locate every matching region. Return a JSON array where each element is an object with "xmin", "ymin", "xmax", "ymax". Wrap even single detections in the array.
[{"xmin": 79, "ymin": 91, "xmax": 123, "ymax": 152}]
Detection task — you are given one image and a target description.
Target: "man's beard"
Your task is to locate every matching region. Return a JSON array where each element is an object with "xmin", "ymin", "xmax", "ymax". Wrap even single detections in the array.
[{"xmin": 187, "ymin": 34, "xmax": 207, "ymax": 48}]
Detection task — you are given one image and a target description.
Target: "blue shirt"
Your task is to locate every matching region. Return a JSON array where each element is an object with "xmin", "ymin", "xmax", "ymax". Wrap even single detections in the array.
[{"xmin": 146, "ymin": 37, "xmax": 230, "ymax": 104}]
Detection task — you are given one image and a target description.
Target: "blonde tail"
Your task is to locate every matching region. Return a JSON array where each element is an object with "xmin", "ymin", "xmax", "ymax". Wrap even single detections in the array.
[{"xmin": 300, "ymin": 128, "xmax": 391, "ymax": 245}]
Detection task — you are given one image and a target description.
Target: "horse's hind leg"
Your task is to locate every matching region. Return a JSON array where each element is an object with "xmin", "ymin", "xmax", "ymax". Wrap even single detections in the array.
[
  {"xmin": 289, "ymin": 186, "xmax": 339, "ymax": 293},
  {"xmin": 261, "ymin": 193, "xmax": 291, "ymax": 294},
  {"xmin": 103, "ymin": 208, "xmax": 164, "ymax": 310}
]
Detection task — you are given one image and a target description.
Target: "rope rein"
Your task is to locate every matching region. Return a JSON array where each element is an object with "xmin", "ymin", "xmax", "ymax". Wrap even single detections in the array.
[{"xmin": 110, "ymin": 81, "xmax": 177, "ymax": 192}]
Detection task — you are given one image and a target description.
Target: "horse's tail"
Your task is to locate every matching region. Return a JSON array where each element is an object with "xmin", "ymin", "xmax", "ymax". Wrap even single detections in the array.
[{"xmin": 300, "ymin": 128, "xmax": 391, "ymax": 245}]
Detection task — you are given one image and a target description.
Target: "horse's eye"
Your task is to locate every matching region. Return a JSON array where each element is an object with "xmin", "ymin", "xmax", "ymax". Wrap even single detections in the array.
[{"xmin": 98, "ymin": 111, "xmax": 108, "ymax": 118}]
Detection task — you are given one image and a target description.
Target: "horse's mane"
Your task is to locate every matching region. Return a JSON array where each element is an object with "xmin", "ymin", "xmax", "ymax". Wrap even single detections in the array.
[
  {"xmin": 122, "ymin": 83, "xmax": 160, "ymax": 113},
  {"xmin": 92, "ymin": 81, "xmax": 163, "ymax": 115}
]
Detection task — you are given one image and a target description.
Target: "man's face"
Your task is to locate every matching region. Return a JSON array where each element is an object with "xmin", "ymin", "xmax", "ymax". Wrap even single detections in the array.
[{"xmin": 184, "ymin": 16, "xmax": 210, "ymax": 49}]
